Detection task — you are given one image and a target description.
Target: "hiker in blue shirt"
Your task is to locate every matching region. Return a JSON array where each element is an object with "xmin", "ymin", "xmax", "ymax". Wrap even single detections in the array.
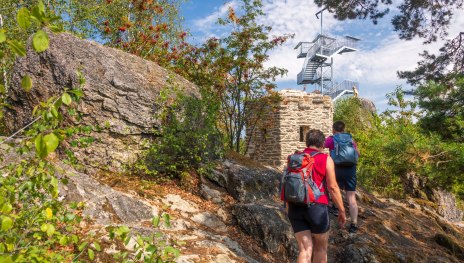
[{"xmin": 324, "ymin": 121, "xmax": 360, "ymax": 233}]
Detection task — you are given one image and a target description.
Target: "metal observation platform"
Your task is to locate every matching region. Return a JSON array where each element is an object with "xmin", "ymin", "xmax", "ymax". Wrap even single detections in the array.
[{"xmin": 295, "ymin": 34, "xmax": 360, "ymax": 99}]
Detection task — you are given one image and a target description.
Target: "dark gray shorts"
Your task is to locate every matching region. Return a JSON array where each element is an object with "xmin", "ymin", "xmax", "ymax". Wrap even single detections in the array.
[
  {"xmin": 335, "ymin": 165, "xmax": 357, "ymax": 191},
  {"xmin": 288, "ymin": 203, "xmax": 329, "ymax": 234}
]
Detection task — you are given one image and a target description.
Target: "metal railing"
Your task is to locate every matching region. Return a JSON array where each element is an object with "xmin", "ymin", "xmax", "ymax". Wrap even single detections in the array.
[
  {"xmin": 326, "ymin": 80, "xmax": 359, "ymax": 98},
  {"xmin": 295, "ymin": 42, "xmax": 313, "ymax": 58},
  {"xmin": 325, "ymin": 36, "xmax": 358, "ymax": 55},
  {"xmin": 297, "ymin": 35, "xmax": 360, "ymax": 85}
]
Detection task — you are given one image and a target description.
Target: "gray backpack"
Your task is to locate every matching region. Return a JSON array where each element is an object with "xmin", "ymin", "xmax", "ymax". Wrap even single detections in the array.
[{"xmin": 280, "ymin": 151, "xmax": 325, "ymax": 206}]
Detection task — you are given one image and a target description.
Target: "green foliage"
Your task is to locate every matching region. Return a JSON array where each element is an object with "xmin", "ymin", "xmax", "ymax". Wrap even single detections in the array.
[
  {"xmin": 414, "ymin": 76, "xmax": 464, "ymax": 142},
  {"xmin": 398, "ymin": 33, "xmax": 464, "ymax": 87},
  {"xmin": 138, "ymin": 80, "xmax": 223, "ymax": 179},
  {"xmin": 0, "ymin": 82, "xmax": 85, "ymax": 262},
  {"xmin": 108, "ymin": 214, "xmax": 180, "ymax": 262},
  {"xmin": 0, "ymin": 3, "xmax": 183, "ymax": 262},
  {"xmin": 333, "ymin": 97, "xmax": 377, "ymax": 135},
  {"xmin": 0, "ymin": 0, "xmax": 63, "ymax": 135},
  {"xmin": 176, "ymin": 0, "xmax": 292, "ymax": 153},
  {"xmin": 335, "ymin": 89, "xmax": 464, "ymax": 199}
]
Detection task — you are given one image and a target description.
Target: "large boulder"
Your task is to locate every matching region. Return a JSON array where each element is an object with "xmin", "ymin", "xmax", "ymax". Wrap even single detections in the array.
[
  {"xmin": 4, "ymin": 32, "xmax": 198, "ymax": 171},
  {"xmin": 208, "ymin": 159, "xmax": 298, "ymax": 261},
  {"xmin": 211, "ymin": 159, "xmax": 281, "ymax": 203},
  {"xmin": 233, "ymin": 203, "xmax": 298, "ymax": 261}
]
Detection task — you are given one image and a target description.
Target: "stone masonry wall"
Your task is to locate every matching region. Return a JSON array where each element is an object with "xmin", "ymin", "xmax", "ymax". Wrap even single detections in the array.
[{"xmin": 246, "ymin": 90, "xmax": 333, "ymax": 170}]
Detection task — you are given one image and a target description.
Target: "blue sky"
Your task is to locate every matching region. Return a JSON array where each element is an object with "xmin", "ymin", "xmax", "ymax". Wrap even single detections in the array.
[{"xmin": 180, "ymin": 0, "xmax": 464, "ymax": 112}]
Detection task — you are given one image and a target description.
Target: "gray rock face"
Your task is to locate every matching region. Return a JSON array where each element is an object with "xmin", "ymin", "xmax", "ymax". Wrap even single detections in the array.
[
  {"xmin": 431, "ymin": 189, "xmax": 464, "ymax": 222},
  {"xmin": 338, "ymin": 244, "xmax": 378, "ymax": 263},
  {"xmin": 59, "ymin": 165, "xmax": 156, "ymax": 224},
  {"xmin": 233, "ymin": 203, "xmax": 297, "ymax": 261},
  {"xmin": 206, "ymin": 160, "xmax": 297, "ymax": 261},
  {"xmin": 359, "ymin": 98, "xmax": 377, "ymax": 113},
  {"xmin": 4, "ymin": 32, "xmax": 198, "ymax": 171},
  {"xmin": 213, "ymin": 160, "xmax": 281, "ymax": 203},
  {"xmin": 404, "ymin": 172, "xmax": 463, "ymax": 222},
  {"xmin": 200, "ymin": 184, "xmax": 224, "ymax": 204}
]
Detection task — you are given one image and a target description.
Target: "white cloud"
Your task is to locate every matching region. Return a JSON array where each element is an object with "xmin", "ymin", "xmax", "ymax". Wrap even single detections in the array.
[
  {"xmin": 192, "ymin": 0, "xmax": 239, "ymax": 38},
  {"xmin": 191, "ymin": 0, "xmax": 464, "ymax": 112}
]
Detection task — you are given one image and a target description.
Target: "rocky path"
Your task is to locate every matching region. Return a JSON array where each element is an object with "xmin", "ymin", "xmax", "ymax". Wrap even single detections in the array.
[
  {"xmin": 59, "ymin": 162, "xmax": 275, "ymax": 263},
  {"xmin": 58, "ymin": 157, "xmax": 464, "ymax": 263}
]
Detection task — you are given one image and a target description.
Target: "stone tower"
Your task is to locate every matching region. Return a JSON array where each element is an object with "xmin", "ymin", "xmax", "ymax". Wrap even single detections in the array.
[{"xmin": 246, "ymin": 89, "xmax": 333, "ymax": 169}]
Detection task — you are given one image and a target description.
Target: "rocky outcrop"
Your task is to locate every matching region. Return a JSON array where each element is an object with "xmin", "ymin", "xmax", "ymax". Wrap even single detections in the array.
[
  {"xmin": 4, "ymin": 32, "xmax": 198, "ymax": 171},
  {"xmin": 212, "ymin": 160, "xmax": 281, "ymax": 203},
  {"xmin": 233, "ymin": 203, "xmax": 297, "ymax": 260},
  {"xmin": 431, "ymin": 189, "xmax": 464, "ymax": 222},
  {"xmin": 204, "ymin": 157, "xmax": 464, "ymax": 262},
  {"xmin": 208, "ymin": 159, "xmax": 298, "ymax": 261},
  {"xmin": 58, "ymin": 164, "xmax": 157, "ymax": 225},
  {"xmin": 404, "ymin": 172, "xmax": 464, "ymax": 222},
  {"xmin": 55, "ymin": 162, "xmax": 264, "ymax": 263},
  {"xmin": 359, "ymin": 97, "xmax": 376, "ymax": 113}
]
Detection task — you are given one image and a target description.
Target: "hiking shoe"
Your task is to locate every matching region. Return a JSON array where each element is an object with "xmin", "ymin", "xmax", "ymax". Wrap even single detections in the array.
[
  {"xmin": 329, "ymin": 205, "xmax": 339, "ymax": 216},
  {"xmin": 349, "ymin": 224, "xmax": 358, "ymax": 233}
]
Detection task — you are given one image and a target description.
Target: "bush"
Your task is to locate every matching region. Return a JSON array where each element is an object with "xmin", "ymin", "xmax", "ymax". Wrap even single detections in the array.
[
  {"xmin": 335, "ymin": 89, "xmax": 464, "ymax": 199},
  {"xmin": 135, "ymin": 82, "xmax": 223, "ymax": 179}
]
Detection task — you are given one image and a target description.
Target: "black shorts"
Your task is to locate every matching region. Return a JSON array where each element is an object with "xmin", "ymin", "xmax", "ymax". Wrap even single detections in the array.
[
  {"xmin": 287, "ymin": 203, "xmax": 329, "ymax": 234},
  {"xmin": 335, "ymin": 165, "xmax": 357, "ymax": 191}
]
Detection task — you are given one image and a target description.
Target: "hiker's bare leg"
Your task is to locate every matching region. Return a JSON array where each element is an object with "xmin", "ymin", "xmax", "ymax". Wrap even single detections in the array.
[
  {"xmin": 295, "ymin": 230, "xmax": 313, "ymax": 263},
  {"xmin": 312, "ymin": 232, "xmax": 329, "ymax": 263},
  {"xmin": 346, "ymin": 191, "xmax": 358, "ymax": 225}
]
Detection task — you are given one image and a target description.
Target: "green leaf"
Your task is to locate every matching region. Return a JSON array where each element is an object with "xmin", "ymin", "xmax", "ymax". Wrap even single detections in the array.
[
  {"xmin": 0, "ymin": 50, "xmax": 4, "ymax": 59},
  {"xmin": 49, "ymin": 24, "xmax": 64, "ymax": 33},
  {"xmin": 0, "ymin": 30, "xmax": 6, "ymax": 43},
  {"xmin": 35, "ymin": 134, "xmax": 46, "ymax": 159},
  {"xmin": 7, "ymin": 40, "xmax": 26, "ymax": 57},
  {"xmin": 21, "ymin": 75, "xmax": 33, "ymax": 92},
  {"xmin": 50, "ymin": 176, "xmax": 59, "ymax": 198},
  {"xmin": 43, "ymin": 133, "xmax": 59, "ymax": 153},
  {"xmin": 88, "ymin": 248, "xmax": 94, "ymax": 260},
  {"xmin": 51, "ymin": 106, "xmax": 59, "ymax": 118},
  {"xmin": 152, "ymin": 216, "xmax": 160, "ymax": 227},
  {"xmin": 46, "ymin": 224, "xmax": 55, "ymax": 236},
  {"xmin": 78, "ymin": 242, "xmax": 88, "ymax": 252},
  {"xmin": 0, "ymin": 203, "xmax": 12, "ymax": 214},
  {"xmin": 1, "ymin": 217, "xmax": 13, "ymax": 231},
  {"xmin": 65, "ymin": 213, "xmax": 76, "ymax": 221},
  {"xmin": 93, "ymin": 242, "xmax": 101, "ymax": 252},
  {"xmin": 61, "ymin": 93, "xmax": 72, "ymax": 106},
  {"xmin": 31, "ymin": 1, "xmax": 45, "ymax": 22},
  {"xmin": 163, "ymin": 246, "xmax": 180, "ymax": 257},
  {"xmin": 59, "ymin": 236, "xmax": 68, "ymax": 246},
  {"xmin": 38, "ymin": 0, "xmax": 45, "ymax": 14},
  {"xmin": 162, "ymin": 213, "xmax": 171, "ymax": 227},
  {"xmin": 17, "ymin": 8, "xmax": 31, "ymax": 29},
  {"xmin": 0, "ymin": 255, "xmax": 13, "ymax": 263},
  {"xmin": 146, "ymin": 245, "xmax": 157, "ymax": 253},
  {"xmin": 0, "ymin": 84, "xmax": 4, "ymax": 94},
  {"xmin": 32, "ymin": 30, "xmax": 49, "ymax": 53}
]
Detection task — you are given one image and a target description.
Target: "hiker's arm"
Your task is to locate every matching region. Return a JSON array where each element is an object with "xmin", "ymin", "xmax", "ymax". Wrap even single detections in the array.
[{"xmin": 326, "ymin": 157, "xmax": 346, "ymax": 225}]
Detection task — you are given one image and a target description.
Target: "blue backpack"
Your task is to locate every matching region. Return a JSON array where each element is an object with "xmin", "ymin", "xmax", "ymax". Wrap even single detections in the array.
[{"xmin": 330, "ymin": 133, "xmax": 358, "ymax": 166}]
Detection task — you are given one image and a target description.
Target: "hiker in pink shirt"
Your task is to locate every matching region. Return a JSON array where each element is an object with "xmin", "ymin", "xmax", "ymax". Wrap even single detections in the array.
[{"xmin": 324, "ymin": 121, "xmax": 360, "ymax": 233}]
